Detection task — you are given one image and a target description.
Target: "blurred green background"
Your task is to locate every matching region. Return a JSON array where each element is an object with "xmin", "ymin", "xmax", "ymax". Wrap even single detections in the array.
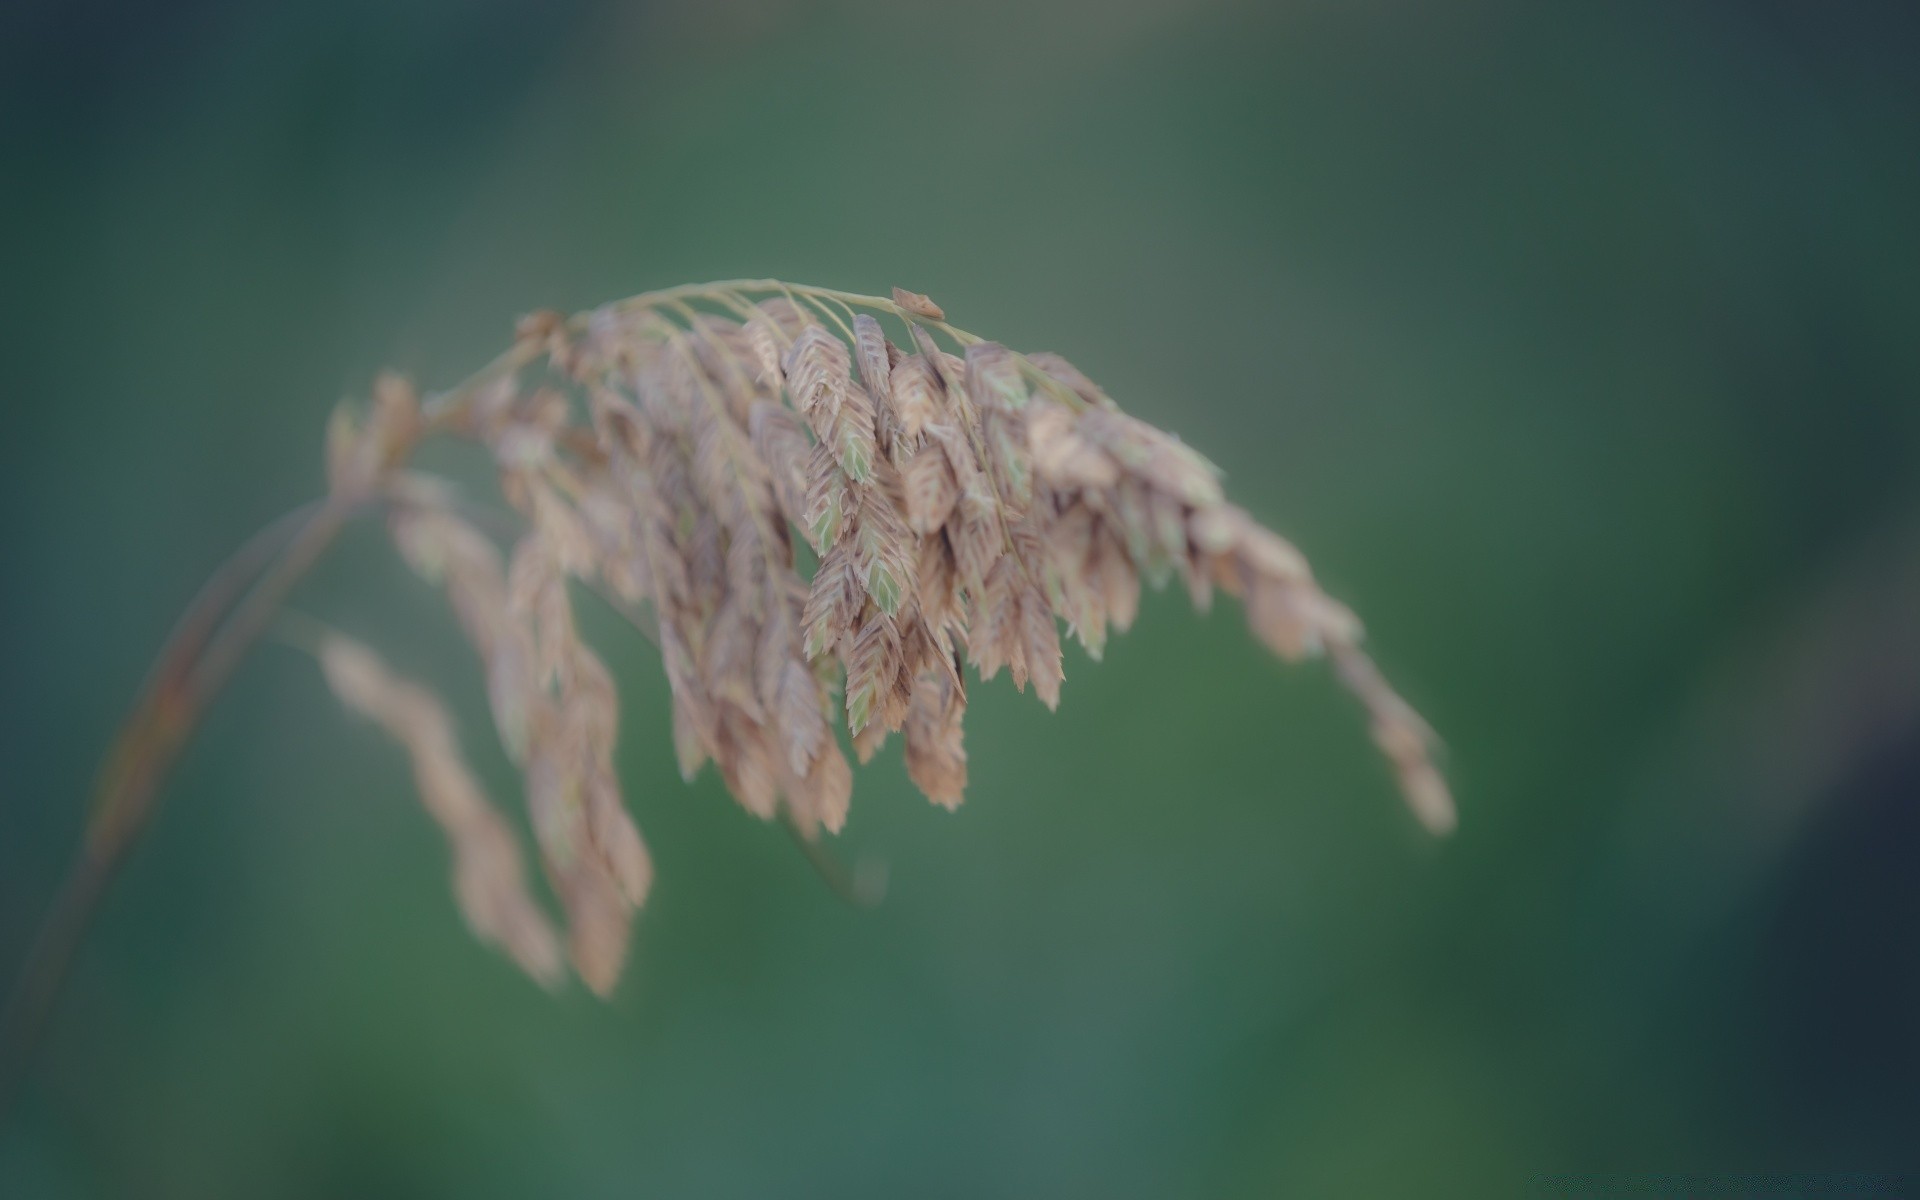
[{"xmin": 5, "ymin": 0, "xmax": 1920, "ymax": 1195}]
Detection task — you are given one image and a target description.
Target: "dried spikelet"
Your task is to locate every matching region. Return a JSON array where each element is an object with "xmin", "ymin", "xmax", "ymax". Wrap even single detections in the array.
[
  {"xmin": 970, "ymin": 557, "xmax": 1023, "ymax": 683},
  {"xmin": 326, "ymin": 371, "xmax": 420, "ymax": 497},
  {"xmin": 515, "ymin": 308, "xmax": 566, "ymax": 349},
  {"xmin": 891, "ymin": 286, "xmax": 945, "ymax": 320},
  {"xmin": 783, "ymin": 326, "xmax": 850, "ymax": 421},
  {"xmin": 843, "ymin": 613, "xmax": 899, "ymax": 735},
  {"xmin": 889, "ymin": 353, "xmax": 941, "ymax": 441},
  {"xmin": 802, "ymin": 544, "xmax": 861, "ymax": 660},
  {"xmin": 749, "ymin": 400, "xmax": 812, "ymax": 529},
  {"xmin": 771, "ymin": 656, "xmax": 829, "ymax": 775},
  {"xmin": 1018, "ymin": 581, "xmax": 1064, "ymax": 710},
  {"xmin": 983, "ymin": 408, "xmax": 1032, "ymax": 515},
  {"xmin": 1330, "ymin": 646, "xmax": 1455, "ymax": 835},
  {"xmin": 522, "ymin": 694, "xmax": 642, "ymax": 995},
  {"xmin": 948, "ymin": 490, "xmax": 1001, "ymax": 593},
  {"xmin": 909, "ymin": 326, "xmax": 964, "ymax": 398},
  {"xmin": 823, "ymin": 381, "xmax": 878, "ymax": 485},
  {"xmin": 964, "ymin": 343, "xmax": 1028, "ymax": 411},
  {"xmin": 508, "ymin": 537, "xmax": 573, "ymax": 687},
  {"xmin": 915, "ymin": 530, "xmax": 961, "ymax": 632},
  {"xmin": 755, "ymin": 295, "xmax": 813, "ymax": 338},
  {"xmin": 1025, "ymin": 351, "xmax": 1112, "ymax": 409},
  {"xmin": 851, "ymin": 715, "xmax": 890, "ymax": 766},
  {"xmin": 745, "ymin": 314, "xmax": 784, "ymax": 386},
  {"xmin": 904, "ymin": 669, "xmax": 967, "ymax": 808},
  {"xmin": 788, "ymin": 734, "xmax": 853, "ymax": 836},
  {"xmin": 387, "ymin": 489, "xmax": 536, "ymax": 762},
  {"xmin": 801, "ymin": 442, "xmax": 851, "ymax": 553},
  {"xmin": 317, "ymin": 634, "xmax": 563, "ymax": 986},
  {"xmin": 1028, "ymin": 401, "xmax": 1119, "ymax": 489},
  {"xmin": 852, "ymin": 483, "xmax": 914, "ymax": 615},
  {"xmin": 902, "ymin": 442, "xmax": 960, "ymax": 534},
  {"xmin": 1089, "ymin": 522, "xmax": 1141, "ymax": 636},
  {"xmin": 853, "ymin": 313, "xmax": 892, "ymax": 406}
]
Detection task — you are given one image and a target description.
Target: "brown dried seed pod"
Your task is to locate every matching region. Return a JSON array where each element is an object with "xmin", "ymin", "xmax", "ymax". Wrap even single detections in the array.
[
  {"xmin": 1018, "ymin": 584, "xmax": 1064, "ymax": 710},
  {"xmin": 783, "ymin": 325, "xmax": 850, "ymax": 421},
  {"xmin": 703, "ymin": 598, "xmax": 765, "ymax": 721},
  {"xmin": 801, "ymin": 440, "xmax": 850, "ymax": 553},
  {"xmin": 802, "ymin": 544, "xmax": 861, "ymax": 661},
  {"xmin": 908, "ymin": 327, "xmax": 963, "ymax": 396},
  {"xmin": 1244, "ymin": 578, "xmax": 1320, "ymax": 662},
  {"xmin": 1079, "ymin": 410, "xmax": 1224, "ymax": 509},
  {"xmin": 948, "ymin": 490, "xmax": 1002, "ymax": 594},
  {"xmin": 585, "ymin": 770, "xmax": 654, "ymax": 908},
  {"xmin": 915, "ymin": 531, "xmax": 961, "ymax": 632},
  {"xmin": 1028, "ymin": 402, "xmax": 1120, "ymax": 489},
  {"xmin": 963, "ymin": 343, "xmax": 1027, "ymax": 411},
  {"xmin": 852, "ymin": 485, "xmax": 914, "ymax": 615},
  {"xmin": 983, "ymin": 407, "xmax": 1033, "ymax": 514},
  {"xmin": 715, "ymin": 710, "xmax": 781, "ymax": 820},
  {"xmin": 772, "ymin": 658, "xmax": 830, "ymax": 776},
  {"xmin": 927, "ymin": 421, "xmax": 983, "ymax": 493},
  {"xmin": 903, "ymin": 669, "xmax": 968, "ymax": 809},
  {"xmin": 387, "ymin": 491, "xmax": 538, "ymax": 763},
  {"xmin": 891, "ymin": 286, "xmax": 945, "ymax": 320},
  {"xmin": 822, "ymin": 380, "xmax": 878, "ymax": 484},
  {"xmin": 843, "ymin": 611, "xmax": 901, "ymax": 735},
  {"xmin": 1025, "ymin": 351, "xmax": 1112, "ymax": 408},
  {"xmin": 1330, "ymin": 645, "xmax": 1454, "ymax": 836},
  {"xmin": 969, "ymin": 557, "xmax": 1022, "ymax": 683},
  {"xmin": 853, "ymin": 313, "xmax": 892, "ymax": 405},
  {"xmin": 851, "ymin": 715, "xmax": 890, "ymax": 765},
  {"xmin": 889, "ymin": 354, "xmax": 942, "ymax": 440},
  {"xmin": 788, "ymin": 739, "xmax": 853, "ymax": 836},
  {"xmin": 745, "ymin": 316, "xmax": 784, "ymax": 387},
  {"xmin": 671, "ymin": 692, "xmax": 710, "ymax": 781},
  {"xmin": 508, "ymin": 538, "xmax": 574, "ymax": 688},
  {"xmin": 559, "ymin": 870, "xmax": 633, "ymax": 996},
  {"xmin": 326, "ymin": 372, "xmax": 420, "ymax": 498},
  {"xmin": 902, "ymin": 442, "xmax": 960, "ymax": 535}
]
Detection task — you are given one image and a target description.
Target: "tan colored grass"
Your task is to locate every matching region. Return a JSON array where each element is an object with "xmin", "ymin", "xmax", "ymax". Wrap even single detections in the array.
[{"xmin": 320, "ymin": 280, "xmax": 1453, "ymax": 994}]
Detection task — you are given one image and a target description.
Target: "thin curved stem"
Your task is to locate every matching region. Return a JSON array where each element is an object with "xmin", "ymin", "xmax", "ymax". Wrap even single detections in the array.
[
  {"xmin": 0, "ymin": 495, "xmax": 349, "ymax": 1120},
  {"xmin": 0, "ymin": 342, "xmax": 539, "ymax": 1120}
]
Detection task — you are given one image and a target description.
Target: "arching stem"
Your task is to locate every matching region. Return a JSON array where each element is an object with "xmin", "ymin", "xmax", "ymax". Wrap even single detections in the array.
[{"xmin": 0, "ymin": 494, "xmax": 352, "ymax": 1120}]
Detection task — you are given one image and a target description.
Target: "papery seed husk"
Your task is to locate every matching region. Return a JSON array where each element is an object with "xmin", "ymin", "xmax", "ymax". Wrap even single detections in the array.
[
  {"xmin": 890, "ymin": 354, "xmax": 941, "ymax": 440},
  {"xmin": 902, "ymin": 442, "xmax": 959, "ymax": 535},
  {"xmin": 891, "ymin": 286, "xmax": 945, "ymax": 320},
  {"xmin": 853, "ymin": 313, "xmax": 892, "ymax": 406},
  {"xmin": 964, "ymin": 343, "xmax": 1027, "ymax": 411}
]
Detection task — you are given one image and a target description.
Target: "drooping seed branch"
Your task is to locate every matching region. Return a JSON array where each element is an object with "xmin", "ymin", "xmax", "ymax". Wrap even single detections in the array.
[{"xmin": 2, "ymin": 280, "xmax": 1451, "ymax": 1115}]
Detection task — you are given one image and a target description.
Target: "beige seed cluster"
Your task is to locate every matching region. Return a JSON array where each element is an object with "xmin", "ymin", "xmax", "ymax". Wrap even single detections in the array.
[{"xmin": 319, "ymin": 281, "xmax": 1453, "ymax": 994}]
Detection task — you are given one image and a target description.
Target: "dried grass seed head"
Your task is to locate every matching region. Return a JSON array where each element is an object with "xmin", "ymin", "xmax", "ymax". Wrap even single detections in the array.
[{"xmin": 316, "ymin": 279, "xmax": 1452, "ymax": 995}]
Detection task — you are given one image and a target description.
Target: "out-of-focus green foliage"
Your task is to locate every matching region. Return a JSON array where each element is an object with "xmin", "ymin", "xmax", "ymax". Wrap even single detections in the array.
[{"xmin": 3, "ymin": 1, "xmax": 1918, "ymax": 1194}]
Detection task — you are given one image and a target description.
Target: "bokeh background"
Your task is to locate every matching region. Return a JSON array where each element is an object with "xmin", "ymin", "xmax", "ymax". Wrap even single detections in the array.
[{"xmin": 4, "ymin": 0, "xmax": 1919, "ymax": 1194}]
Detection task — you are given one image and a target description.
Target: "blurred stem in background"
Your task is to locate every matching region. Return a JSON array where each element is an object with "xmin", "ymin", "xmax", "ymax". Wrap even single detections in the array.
[
  {"xmin": 0, "ymin": 333, "xmax": 541, "ymax": 1117},
  {"xmin": 0, "ymin": 496, "xmax": 355, "ymax": 1121}
]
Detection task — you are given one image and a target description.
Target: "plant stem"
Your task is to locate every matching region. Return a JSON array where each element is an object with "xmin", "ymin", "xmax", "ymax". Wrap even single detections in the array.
[
  {"xmin": 0, "ymin": 338, "xmax": 539, "ymax": 1121},
  {"xmin": 0, "ymin": 496, "xmax": 351, "ymax": 1120}
]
